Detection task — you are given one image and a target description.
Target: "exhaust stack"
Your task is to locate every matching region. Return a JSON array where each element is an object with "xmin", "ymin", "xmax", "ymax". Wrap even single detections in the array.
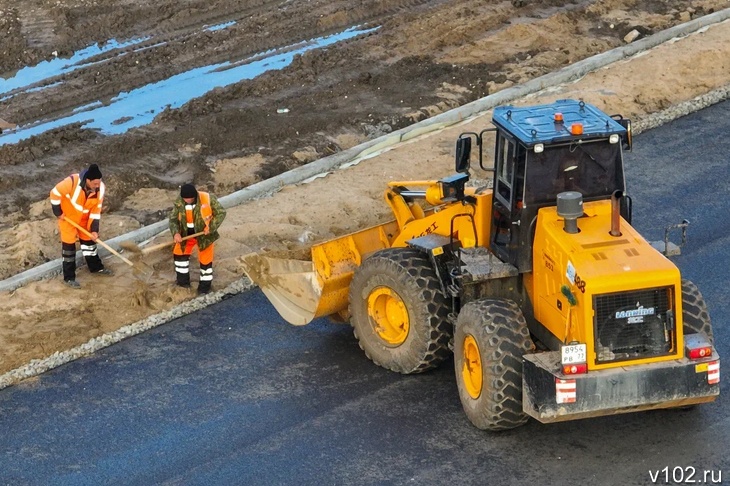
[
  {"xmin": 610, "ymin": 190, "xmax": 623, "ymax": 236},
  {"xmin": 557, "ymin": 191, "xmax": 583, "ymax": 234}
]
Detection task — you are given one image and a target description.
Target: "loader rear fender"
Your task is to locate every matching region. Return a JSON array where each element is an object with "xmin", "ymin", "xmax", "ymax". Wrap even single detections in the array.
[{"xmin": 406, "ymin": 234, "xmax": 462, "ymax": 303}]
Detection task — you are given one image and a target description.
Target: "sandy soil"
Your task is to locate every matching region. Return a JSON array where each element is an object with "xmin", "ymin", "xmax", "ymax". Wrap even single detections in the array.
[{"xmin": 0, "ymin": 0, "xmax": 729, "ymax": 375}]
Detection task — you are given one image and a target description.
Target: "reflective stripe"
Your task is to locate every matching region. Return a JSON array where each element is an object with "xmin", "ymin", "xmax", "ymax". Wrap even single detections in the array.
[
  {"xmin": 62, "ymin": 249, "xmax": 76, "ymax": 262},
  {"xmin": 174, "ymin": 261, "xmax": 189, "ymax": 268},
  {"xmin": 708, "ymin": 361, "xmax": 720, "ymax": 385},
  {"xmin": 175, "ymin": 267, "xmax": 190, "ymax": 274},
  {"xmin": 52, "ymin": 188, "xmax": 62, "ymax": 197},
  {"xmin": 200, "ymin": 268, "xmax": 213, "ymax": 275},
  {"xmin": 199, "ymin": 275, "xmax": 213, "ymax": 281},
  {"xmin": 89, "ymin": 213, "xmax": 100, "ymax": 220},
  {"xmin": 80, "ymin": 244, "xmax": 97, "ymax": 257},
  {"xmin": 70, "ymin": 184, "xmax": 84, "ymax": 211},
  {"xmin": 555, "ymin": 379, "xmax": 577, "ymax": 404},
  {"xmin": 50, "ymin": 199, "xmax": 61, "ymax": 205},
  {"xmin": 185, "ymin": 203, "xmax": 196, "ymax": 230}
]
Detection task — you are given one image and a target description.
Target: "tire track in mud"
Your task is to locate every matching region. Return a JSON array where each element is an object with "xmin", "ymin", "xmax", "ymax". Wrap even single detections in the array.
[
  {"xmin": 0, "ymin": 0, "xmax": 450, "ymax": 213},
  {"xmin": 0, "ymin": 0, "xmax": 443, "ymax": 128},
  {"xmin": 17, "ymin": 4, "xmax": 61, "ymax": 50}
]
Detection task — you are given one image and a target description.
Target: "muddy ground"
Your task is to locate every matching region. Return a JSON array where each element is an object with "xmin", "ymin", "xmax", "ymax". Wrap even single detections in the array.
[
  {"xmin": 0, "ymin": 0, "xmax": 729, "ymax": 376},
  {"xmin": 1, "ymin": 1, "xmax": 726, "ymax": 241}
]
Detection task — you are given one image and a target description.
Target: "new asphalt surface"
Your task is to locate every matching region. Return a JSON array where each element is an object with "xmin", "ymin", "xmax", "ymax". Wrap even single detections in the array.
[{"xmin": 1, "ymin": 101, "xmax": 728, "ymax": 485}]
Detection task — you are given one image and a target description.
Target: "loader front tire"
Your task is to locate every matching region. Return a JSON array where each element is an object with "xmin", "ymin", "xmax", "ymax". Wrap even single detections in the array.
[
  {"xmin": 454, "ymin": 298, "xmax": 534, "ymax": 431},
  {"xmin": 349, "ymin": 248, "xmax": 452, "ymax": 374},
  {"xmin": 681, "ymin": 279, "xmax": 713, "ymax": 343}
]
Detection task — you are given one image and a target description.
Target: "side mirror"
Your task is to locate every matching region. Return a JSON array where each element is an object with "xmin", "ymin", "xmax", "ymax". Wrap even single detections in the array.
[{"xmin": 455, "ymin": 137, "xmax": 472, "ymax": 173}]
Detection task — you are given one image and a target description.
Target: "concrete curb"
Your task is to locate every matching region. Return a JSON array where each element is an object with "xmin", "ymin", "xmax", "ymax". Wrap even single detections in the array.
[{"xmin": 2, "ymin": 9, "xmax": 728, "ymax": 294}]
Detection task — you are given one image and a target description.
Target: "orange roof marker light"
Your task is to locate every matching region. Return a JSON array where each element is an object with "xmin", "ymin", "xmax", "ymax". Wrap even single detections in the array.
[
  {"xmin": 570, "ymin": 122, "xmax": 584, "ymax": 135},
  {"xmin": 554, "ymin": 112, "xmax": 564, "ymax": 123}
]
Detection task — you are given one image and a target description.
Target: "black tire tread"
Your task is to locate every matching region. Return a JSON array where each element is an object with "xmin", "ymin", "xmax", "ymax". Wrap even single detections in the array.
[
  {"xmin": 349, "ymin": 248, "xmax": 452, "ymax": 374},
  {"xmin": 681, "ymin": 279, "xmax": 713, "ymax": 343},
  {"xmin": 455, "ymin": 298, "xmax": 534, "ymax": 431}
]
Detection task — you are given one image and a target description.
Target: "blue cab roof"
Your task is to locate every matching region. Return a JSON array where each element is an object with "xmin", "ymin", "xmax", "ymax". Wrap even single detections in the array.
[{"xmin": 492, "ymin": 99, "xmax": 626, "ymax": 147}]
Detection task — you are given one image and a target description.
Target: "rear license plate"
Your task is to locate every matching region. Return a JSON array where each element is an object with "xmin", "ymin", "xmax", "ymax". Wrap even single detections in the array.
[{"xmin": 561, "ymin": 343, "xmax": 587, "ymax": 365}]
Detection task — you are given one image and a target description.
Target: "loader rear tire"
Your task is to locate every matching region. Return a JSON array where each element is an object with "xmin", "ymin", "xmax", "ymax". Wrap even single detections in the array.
[
  {"xmin": 681, "ymin": 279, "xmax": 713, "ymax": 343},
  {"xmin": 454, "ymin": 298, "xmax": 534, "ymax": 431},
  {"xmin": 349, "ymin": 248, "xmax": 452, "ymax": 374}
]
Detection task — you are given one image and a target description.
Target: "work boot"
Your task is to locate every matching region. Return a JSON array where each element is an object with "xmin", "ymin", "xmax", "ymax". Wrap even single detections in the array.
[
  {"xmin": 197, "ymin": 282, "xmax": 211, "ymax": 295},
  {"xmin": 64, "ymin": 279, "xmax": 81, "ymax": 289},
  {"xmin": 93, "ymin": 268, "xmax": 114, "ymax": 276}
]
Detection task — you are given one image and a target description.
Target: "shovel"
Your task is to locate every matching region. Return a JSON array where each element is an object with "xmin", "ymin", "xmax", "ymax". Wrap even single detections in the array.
[
  {"xmin": 63, "ymin": 218, "xmax": 155, "ymax": 281},
  {"xmin": 120, "ymin": 231, "xmax": 205, "ymax": 255}
]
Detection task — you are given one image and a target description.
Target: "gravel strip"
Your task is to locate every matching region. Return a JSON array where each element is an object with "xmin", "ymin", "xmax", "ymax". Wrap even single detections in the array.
[{"xmin": 634, "ymin": 83, "xmax": 730, "ymax": 134}]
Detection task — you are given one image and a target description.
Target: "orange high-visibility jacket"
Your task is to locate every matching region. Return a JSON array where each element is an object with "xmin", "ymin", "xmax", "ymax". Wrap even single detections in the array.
[{"xmin": 50, "ymin": 173, "xmax": 106, "ymax": 232}]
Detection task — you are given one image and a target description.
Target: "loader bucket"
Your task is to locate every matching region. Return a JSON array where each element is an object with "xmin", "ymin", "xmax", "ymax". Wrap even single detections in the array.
[{"xmin": 242, "ymin": 220, "xmax": 400, "ymax": 326}]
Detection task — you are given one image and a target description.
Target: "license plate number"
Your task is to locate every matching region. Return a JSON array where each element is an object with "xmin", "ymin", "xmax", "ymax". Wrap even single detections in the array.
[{"xmin": 561, "ymin": 344, "xmax": 586, "ymax": 364}]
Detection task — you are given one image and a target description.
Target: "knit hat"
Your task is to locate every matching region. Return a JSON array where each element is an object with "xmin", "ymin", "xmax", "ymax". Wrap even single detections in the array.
[
  {"xmin": 86, "ymin": 164, "xmax": 102, "ymax": 180},
  {"xmin": 180, "ymin": 183, "xmax": 198, "ymax": 199}
]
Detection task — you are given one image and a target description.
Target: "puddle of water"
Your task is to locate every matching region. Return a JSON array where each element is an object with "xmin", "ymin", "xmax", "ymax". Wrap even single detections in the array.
[
  {"xmin": 205, "ymin": 21, "xmax": 237, "ymax": 32},
  {"xmin": 0, "ymin": 26, "xmax": 377, "ymax": 146},
  {"xmin": 0, "ymin": 38, "xmax": 148, "ymax": 96},
  {"xmin": 0, "ymin": 22, "xmax": 236, "ymax": 97}
]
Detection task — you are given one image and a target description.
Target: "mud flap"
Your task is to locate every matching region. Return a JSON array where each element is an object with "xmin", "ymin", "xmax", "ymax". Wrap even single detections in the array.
[{"xmin": 522, "ymin": 351, "xmax": 720, "ymax": 423}]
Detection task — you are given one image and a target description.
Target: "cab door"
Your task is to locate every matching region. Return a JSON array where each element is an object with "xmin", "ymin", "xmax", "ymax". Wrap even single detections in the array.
[{"xmin": 490, "ymin": 133, "xmax": 524, "ymax": 266}]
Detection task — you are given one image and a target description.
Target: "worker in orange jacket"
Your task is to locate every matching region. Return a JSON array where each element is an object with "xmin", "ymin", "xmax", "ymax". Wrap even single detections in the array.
[{"xmin": 49, "ymin": 164, "xmax": 113, "ymax": 288}]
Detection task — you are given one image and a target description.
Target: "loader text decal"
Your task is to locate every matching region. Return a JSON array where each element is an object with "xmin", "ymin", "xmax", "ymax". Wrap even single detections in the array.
[
  {"xmin": 417, "ymin": 222, "xmax": 438, "ymax": 237},
  {"xmin": 565, "ymin": 261, "xmax": 586, "ymax": 293},
  {"xmin": 616, "ymin": 305, "xmax": 655, "ymax": 323},
  {"xmin": 543, "ymin": 253, "xmax": 555, "ymax": 272}
]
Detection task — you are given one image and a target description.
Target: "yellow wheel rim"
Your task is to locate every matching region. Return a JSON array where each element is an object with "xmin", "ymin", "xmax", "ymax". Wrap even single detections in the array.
[
  {"xmin": 462, "ymin": 334, "xmax": 482, "ymax": 399},
  {"xmin": 367, "ymin": 287, "xmax": 409, "ymax": 346}
]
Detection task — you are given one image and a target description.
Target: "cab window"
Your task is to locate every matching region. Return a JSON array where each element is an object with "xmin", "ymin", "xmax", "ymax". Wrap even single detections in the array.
[{"xmin": 495, "ymin": 135, "xmax": 515, "ymax": 207}]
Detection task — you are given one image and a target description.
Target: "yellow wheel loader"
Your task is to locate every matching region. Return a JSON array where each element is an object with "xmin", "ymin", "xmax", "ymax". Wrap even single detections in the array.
[{"xmin": 243, "ymin": 99, "xmax": 720, "ymax": 430}]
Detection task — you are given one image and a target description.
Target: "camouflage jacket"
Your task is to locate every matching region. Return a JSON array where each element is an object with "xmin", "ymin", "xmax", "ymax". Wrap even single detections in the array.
[{"xmin": 168, "ymin": 191, "xmax": 226, "ymax": 251}]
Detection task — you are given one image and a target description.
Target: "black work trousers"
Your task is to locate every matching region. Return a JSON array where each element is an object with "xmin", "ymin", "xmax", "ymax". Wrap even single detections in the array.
[{"xmin": 61, "ymin": 239, "xmax": 104, "ymax": 281}]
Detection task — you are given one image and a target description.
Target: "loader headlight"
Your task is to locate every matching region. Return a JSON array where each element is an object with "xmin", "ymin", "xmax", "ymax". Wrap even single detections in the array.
[
  {"xmin": 609, "ymin": 134, "xmax": 620, "ymax": 144},
  {"xmin": 534, "ymin": 143, "xmax": 544, "ymax": 153}
]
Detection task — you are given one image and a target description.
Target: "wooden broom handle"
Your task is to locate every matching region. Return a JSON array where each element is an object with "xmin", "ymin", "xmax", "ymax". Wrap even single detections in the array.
[{"xmin": 62, "ymin": 217, "xmax": 134, "ymax": 266}]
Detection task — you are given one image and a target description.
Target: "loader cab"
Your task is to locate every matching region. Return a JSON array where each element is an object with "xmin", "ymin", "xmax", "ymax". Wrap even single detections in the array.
[{"xmin": 457, "ymin": 99, "xmax": 632, "ymax": 272}]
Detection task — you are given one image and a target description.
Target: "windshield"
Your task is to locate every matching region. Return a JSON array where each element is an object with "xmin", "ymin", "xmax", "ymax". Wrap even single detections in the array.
[{"xmin": 523, "ymin": 141, "xmax": 623, "ymax": 204}]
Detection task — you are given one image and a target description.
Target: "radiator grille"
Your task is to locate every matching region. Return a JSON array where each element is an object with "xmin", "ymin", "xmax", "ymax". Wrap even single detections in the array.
[{"xmin": 593, "ymin": 286, "xmax": 674, "ymax": 363}]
